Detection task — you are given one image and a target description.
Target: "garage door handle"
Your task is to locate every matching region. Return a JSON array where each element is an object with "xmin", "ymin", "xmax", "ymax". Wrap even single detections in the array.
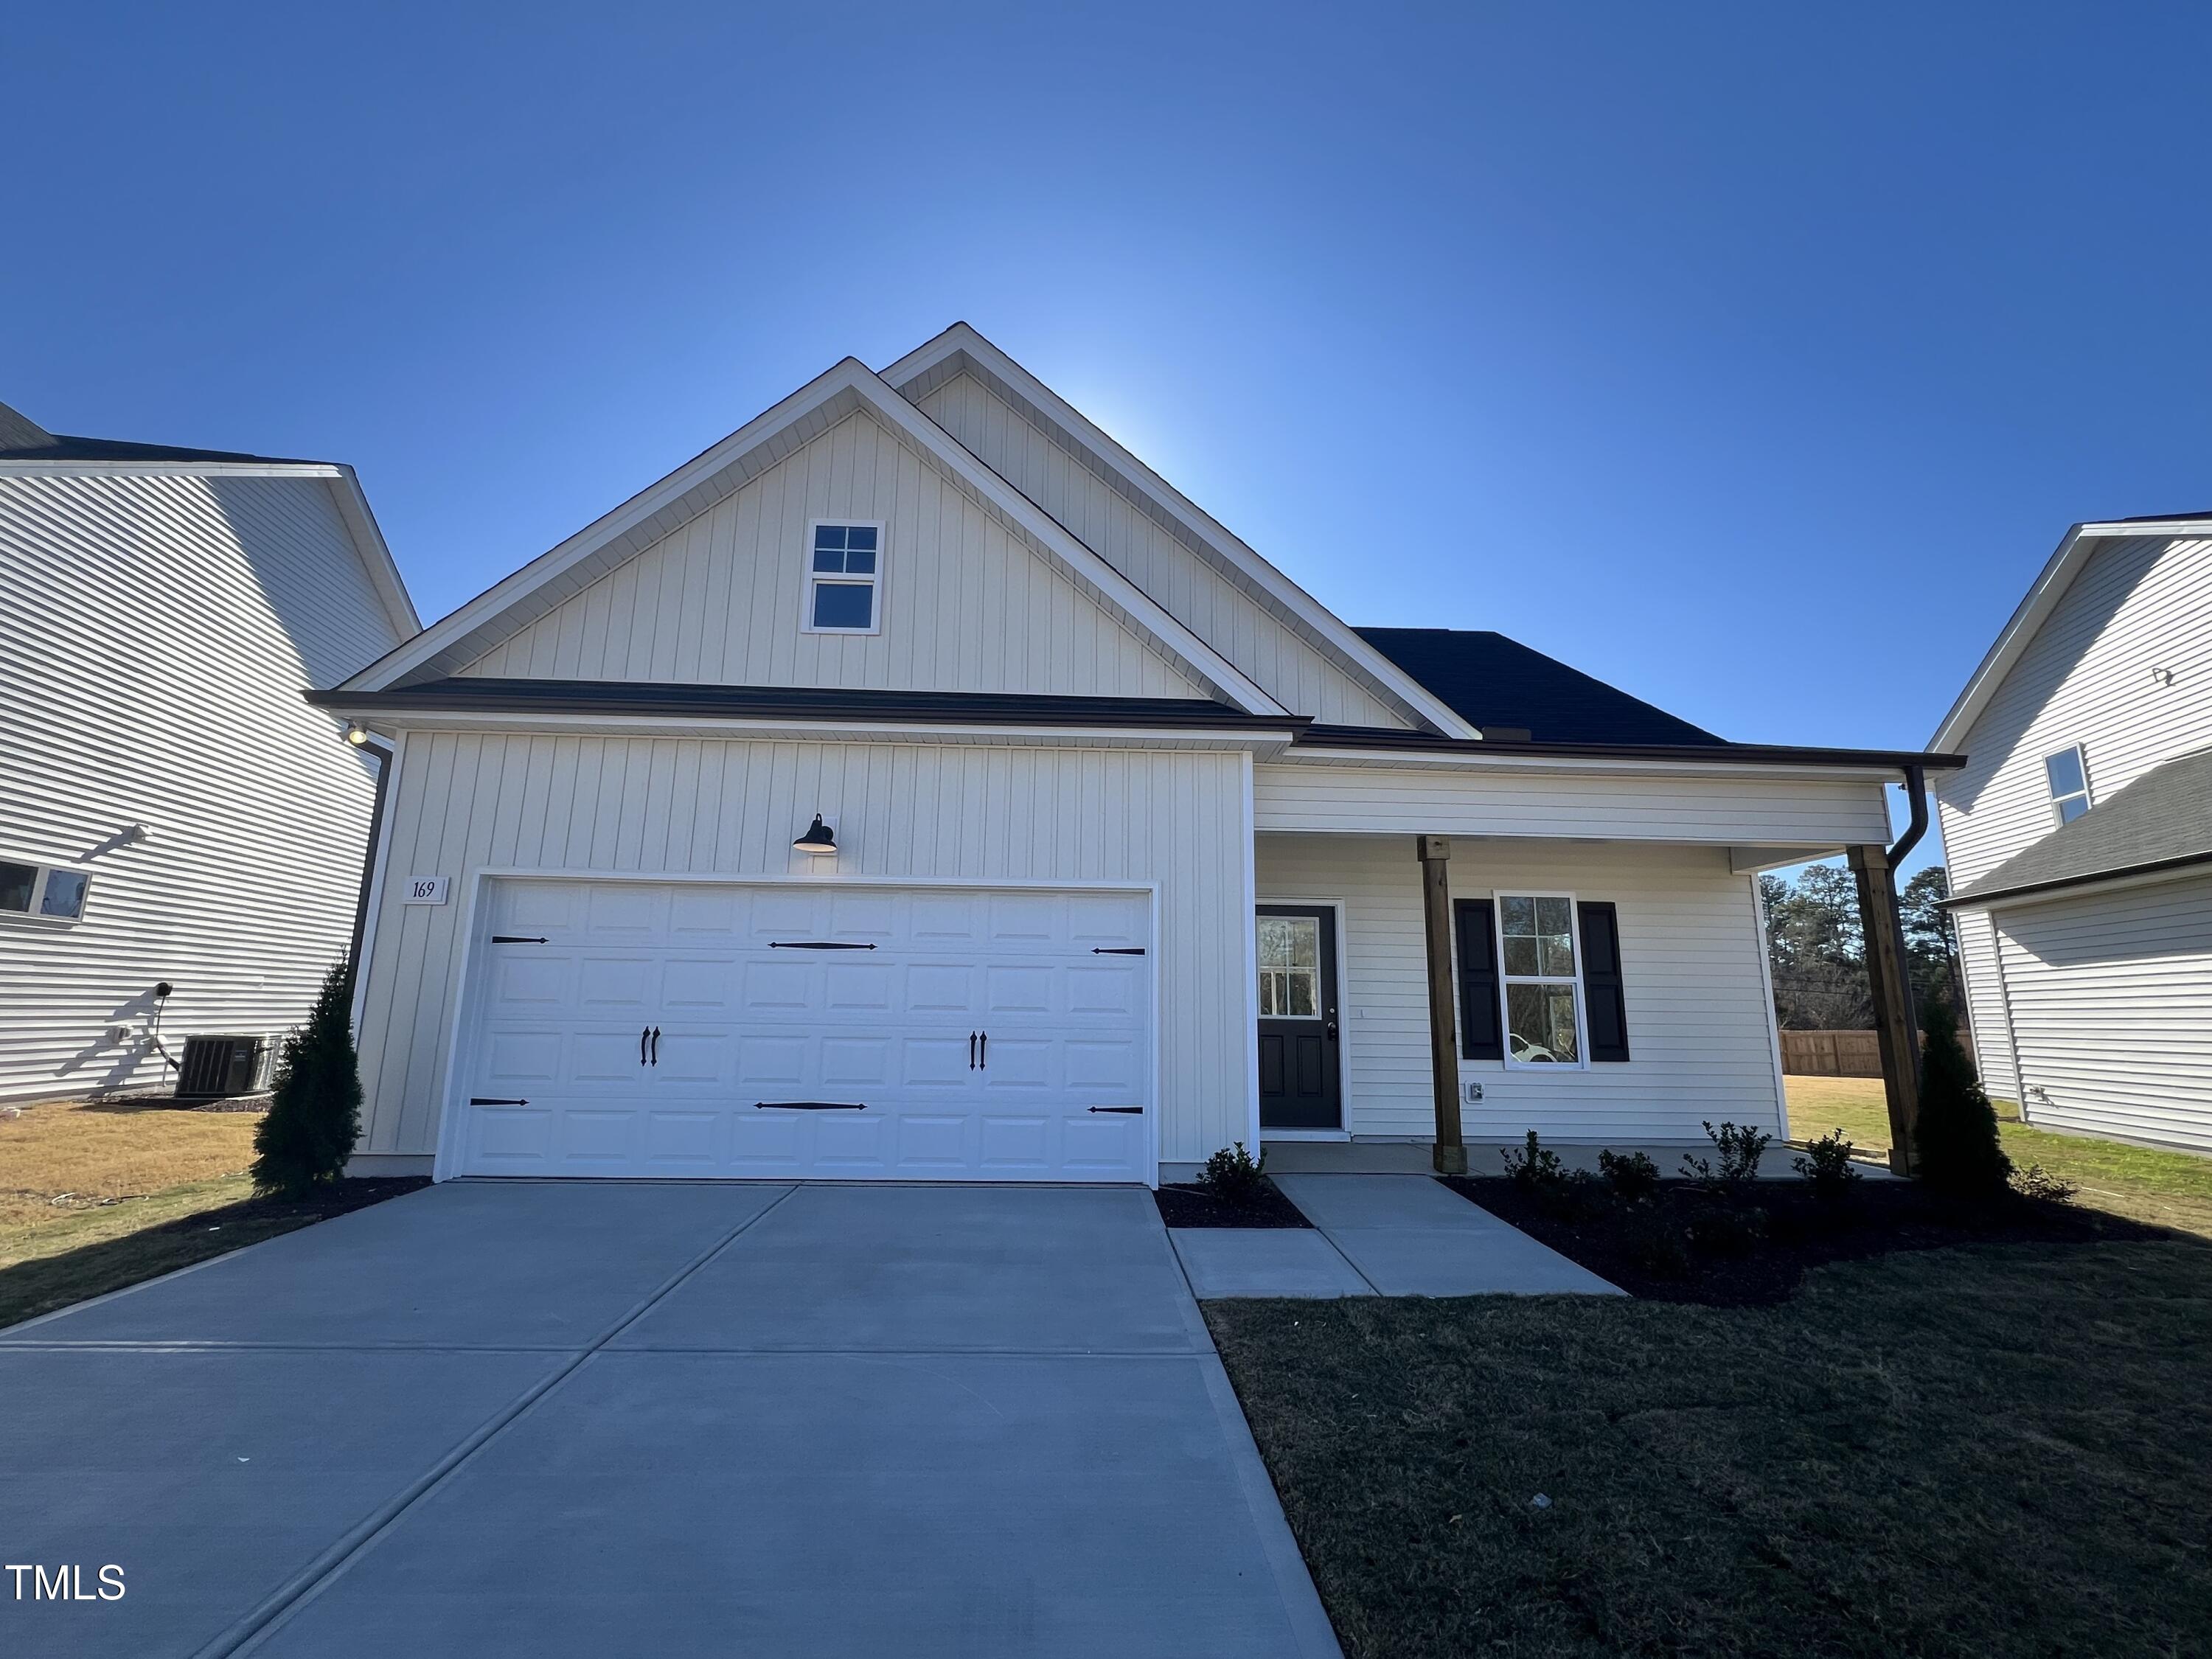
[
  {"xmin": 650, "ymin": 1026, "xmax": 660, "ymax": 1065},
  {"xmin": 754, "ymin": 1101, "xmax": 867, "ymax": 1110},
  {"xmin": 1092, "ymin": 947, "xmax": 1145, "ymax": 955},
  {"xmin": 1088, "ymin": 1106, "xmax": 1142, "ymax": 1114},
  {"xmin": 968, "ymin": 1032, "xmax": 978, "ymax": 1070},
  {"xmin": 769, "ymin": 941, "xmax": 878, "ymax": 950},
  {"xmin": 471, "ymin": 1097, "xmax": 529, "ymax": 1105},
  {"xmin": 640, "ymin": 1027, "xmax": 650, "ymax": 1065},
  {"xmin": 978, "ymin": 1030, "xmax": 987, "ymax": 1068}
]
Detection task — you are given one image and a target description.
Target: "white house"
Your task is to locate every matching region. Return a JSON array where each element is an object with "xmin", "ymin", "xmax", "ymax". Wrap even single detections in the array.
[
  {"xmin": 1932, "ymin": 514, "xmax": 2212, "ymax": 1152},
  {"xmin": 319, "ymin": 324, "xmax": 1950, "ymax": 1185},
  {"xmin": 0, "ymin": 399, "xmax": 417, "ymax": 1103}
]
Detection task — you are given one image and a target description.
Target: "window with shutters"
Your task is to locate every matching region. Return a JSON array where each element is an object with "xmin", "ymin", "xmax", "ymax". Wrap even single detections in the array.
[
  {"xmin": 1496, "ymin": 894, "xmax": 1584, "ymax": 1065},
  {"xmin": 1455, "ymin": 893, "xmax": 1631, "ymax": 1066}
]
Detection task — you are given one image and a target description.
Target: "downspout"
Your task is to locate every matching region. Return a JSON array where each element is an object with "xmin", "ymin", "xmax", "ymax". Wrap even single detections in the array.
[
  {"xmin": 1889, "ymin": 762, "xmax": 1930, "ymax": 868},
  {"xmin": 1887, "ymin": 760, "xmax": 1930, "ymax": 1087}
]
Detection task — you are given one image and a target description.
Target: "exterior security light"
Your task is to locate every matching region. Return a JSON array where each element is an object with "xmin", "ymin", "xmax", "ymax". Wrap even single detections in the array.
[
  {"xmin": 345, "ymin": 724, "xmax": 374, "ymax": 746},
  {"xmin": 793, "ymin": 815, "xmax": 838, "ymax": 856}
]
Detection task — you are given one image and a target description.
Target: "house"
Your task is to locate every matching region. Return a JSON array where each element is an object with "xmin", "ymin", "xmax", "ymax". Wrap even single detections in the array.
[
  {"xmin": 0, "ymin": 399, "xmax": 417, "ymax": 1103},
  {"xmin": 316, "ymin": 324, "xmax": 1953, "ymax": 1184},
  {"xmin": 1931, "ymin": 514, "xmax": 2212, "ymax": 1152}
]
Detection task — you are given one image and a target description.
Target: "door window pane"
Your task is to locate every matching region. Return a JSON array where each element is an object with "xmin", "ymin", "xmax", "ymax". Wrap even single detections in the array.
[{"xmin": 1257, "ymin": 916, "xmax": 1321, "ymax": 1018}]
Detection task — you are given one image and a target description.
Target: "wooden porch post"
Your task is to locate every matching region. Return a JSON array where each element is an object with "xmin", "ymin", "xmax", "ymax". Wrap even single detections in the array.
[
  {"xmin": 1417, "ymin": 835, "xmax": 1467, "ymax": 1175},
  {"xmin": 1848, "ymin": 842, "xmax": 1921, "ymax": 1175}
]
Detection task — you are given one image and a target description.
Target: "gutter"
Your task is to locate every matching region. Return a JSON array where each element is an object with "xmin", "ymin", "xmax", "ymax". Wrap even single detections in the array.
[{"xmin": 1296, "ymin": 725, "xmax": 1965, "ymax": 773}]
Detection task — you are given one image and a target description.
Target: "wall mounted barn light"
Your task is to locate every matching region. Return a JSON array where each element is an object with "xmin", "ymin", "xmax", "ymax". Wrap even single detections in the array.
[{"xmin": 793, "ymin": 815, "xmax": 838, "ymax": 856}]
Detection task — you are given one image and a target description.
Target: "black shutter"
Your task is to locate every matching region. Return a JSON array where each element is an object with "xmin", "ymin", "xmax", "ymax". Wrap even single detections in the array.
[
  {"xmin": 1579, "ymin": 901, "xmax": 1630, "ymax": 1062},
  {"xmin": 1453, "ymin": 898, "xmax": 1503, "ymax": 1061}
]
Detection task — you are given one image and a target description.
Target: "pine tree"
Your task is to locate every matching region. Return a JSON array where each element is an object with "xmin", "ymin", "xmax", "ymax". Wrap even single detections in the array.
[
  {"xmin": 251, "ymin": 959, "xmax": 363, "ymax": 1196},
  {"xmin": 1914, "ymin": 995, "xmax": 2011, "ymax": 1197}
]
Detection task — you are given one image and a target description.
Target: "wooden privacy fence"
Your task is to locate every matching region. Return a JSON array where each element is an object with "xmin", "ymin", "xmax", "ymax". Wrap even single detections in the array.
[{"xmin": 1780, "ymin": 1028, "xmax": 1974, "ymax": 1077}]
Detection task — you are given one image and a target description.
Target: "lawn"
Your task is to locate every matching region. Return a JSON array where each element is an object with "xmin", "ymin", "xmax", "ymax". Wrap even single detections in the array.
[
  {"xmin": 0, "ymin": 1097, "xmax": 418, "ymax": 1328},
  {"xmin": 1786, "ymin": 1074, "xmax": 2212, "ymax": 1239},
  {"xmin": 1211, "ymin": 1236, "xmax": 2212, "ymax": 1658}
]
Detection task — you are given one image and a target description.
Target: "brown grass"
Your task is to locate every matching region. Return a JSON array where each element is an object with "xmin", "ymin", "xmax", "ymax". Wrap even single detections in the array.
[{"xmin": 0, "ymin": 1096, "xmax": 260, "ymax": 1265}]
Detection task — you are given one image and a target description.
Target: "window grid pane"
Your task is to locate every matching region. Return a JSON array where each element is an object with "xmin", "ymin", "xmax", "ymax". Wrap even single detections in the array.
[
  {"xmin": 2045, "ymin": 747, "xmax": 2087, "ymax": 799},
  {"xmin": 38, "ymin": 870, "xmax": 87, "ymax": 919},
  {"xmin": 0, "ymin": 861, "xmax": 32, "ymax": 912},
  {"xmin": 810, "ymin": 581, "xmax": 876, "ymax": 630},
  {"xmin": 1497, "ymin": 894, "xmax": 1582, "ymax": 1064}
]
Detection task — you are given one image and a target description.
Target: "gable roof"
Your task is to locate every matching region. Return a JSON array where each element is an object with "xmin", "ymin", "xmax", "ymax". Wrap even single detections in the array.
[
  {"xmin": 1947, "ymin": 745, "xmax": 2212, "ymax": 906},
  {"xmin": 1354, "ymin": 628, "xmax": 1725, "ymax": 746},
  {"xmin": 1930, "ymin": 513, "xmax": 2212, "ymax": 753},
  {"xmin": 338, "ymin": 357, "xmax": 1290, "ymax": 716},
  {"xmin": 879, "ymin": 323, "xmax": 1481, "ymax": 740},
  {"xmin": 0, "ymin": 397, "xmax": 418, "ymax": 638}
]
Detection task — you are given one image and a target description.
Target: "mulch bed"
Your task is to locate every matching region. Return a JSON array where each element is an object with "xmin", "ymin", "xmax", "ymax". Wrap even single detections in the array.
[
  {"xmin": 1444, "ymin": 1175, "xmax": 2171, "ymax": 1305},
  {"xmin": 1153, "ymin": 1177, "xmax": 1313, "ymax": 1228}
]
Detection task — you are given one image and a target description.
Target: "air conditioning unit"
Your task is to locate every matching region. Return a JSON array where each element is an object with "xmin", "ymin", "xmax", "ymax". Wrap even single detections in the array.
[{"xmin": 176, "ymin": 1034, "xmax": 271, "ymax": 1099}]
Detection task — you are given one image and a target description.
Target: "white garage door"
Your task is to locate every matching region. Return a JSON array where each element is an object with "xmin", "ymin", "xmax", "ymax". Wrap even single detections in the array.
[{"xmin": 452, "ymin": 880, "xmax": 1152, "ymax": 1182}]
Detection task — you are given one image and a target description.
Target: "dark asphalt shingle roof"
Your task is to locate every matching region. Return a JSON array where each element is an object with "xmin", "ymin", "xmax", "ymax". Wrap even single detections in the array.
[
  {"xmin": 1355, "ymin": 627, "xmax": 1726, "ymax": 746},
  {"xmin": 1949, "ymin": 745, "xmax": 2212, "ymax": 905},
  {"xmin": 0, "ymin": 397, "xmax": 313, "ymax": 465}
]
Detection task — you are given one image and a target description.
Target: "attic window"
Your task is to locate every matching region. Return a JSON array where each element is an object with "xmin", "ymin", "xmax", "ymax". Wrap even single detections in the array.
[
  {"xmin": 2044, "ymin": 745, "xmax": 2092, "ymax": 824},
  {"xmin": 806, "ymin": 522, "xmax": 882, "ymax": 634}
]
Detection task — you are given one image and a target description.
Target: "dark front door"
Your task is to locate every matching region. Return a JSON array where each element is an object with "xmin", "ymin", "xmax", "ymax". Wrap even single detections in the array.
[{"xmin": 1256, "ymin": 905, "xmax": 1341, "ymax": 1130}]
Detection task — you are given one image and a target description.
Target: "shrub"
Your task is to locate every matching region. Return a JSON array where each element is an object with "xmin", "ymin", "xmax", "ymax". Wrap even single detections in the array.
[
  {"xmin": 1500, "ymin": 1130, "xmax": 1566, "ymax": 1192},
  {"xmin": 1597, "ymin": 1148, "xmax": 1661, "ymax": 1203},
  {"xmin": 1792, "ymin": 1129, "xmax": 1861, "ymax": 1201},
  {"xmin": 1680, "ymin": 1120, "xmax": 1771, "ymax": 1186},
  {"xmin": 1625, "ymin": 1211, "xmax": 1691, "ymax": 1277},
  {"xmin": 2011, "ymin": 1162, "xmax": 2079, "ymax": 1203},
  {"xmin": 1198, "ymin": 1141, "xmax": 1268, "ymax": 1205},
  {"xmin": 1916, "ymin": 998, "xmax": 2012, "ymax": 1197},
  {"xmin": 1688, "ymin": 1202, "xmax": 1767, "ymax": 1257},
  {"xmin": 251, "ymin": 959, "xmax": 363, "ymax": 1197}
]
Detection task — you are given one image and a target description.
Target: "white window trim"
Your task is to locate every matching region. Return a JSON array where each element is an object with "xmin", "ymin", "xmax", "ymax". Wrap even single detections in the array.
[
  {"xmin": 1493, "ymin": 888, "xmax": 1590, "ymax": 1071},
  {"xmin": 801, "ymin": 518, "xmax": 886, "ymax": 636},
  {"xmin": 0, "ymin": 851, "xmax": 93, "ymax": 926},
  {"xmin": 2043, "ymin": 742, "xmax": 2092, "ymax": 825}
]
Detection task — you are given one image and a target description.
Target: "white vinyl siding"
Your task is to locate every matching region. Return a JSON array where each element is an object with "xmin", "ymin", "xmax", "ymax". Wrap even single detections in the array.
[
  {"xmin": 352, "ymin": 734, "xmax": 1251, "ymax": 1170},
  {"xmin": 0, "ymin": 472, "xmax": 402, "ymax": 1101},
  {"xmin": 1935, "ymin": 534, "xmax": 2212, "ymax": 1124},
  {"xmin": 1938, "ymin": 535, "xmax": 2212, "ymax": 888},
  {"xmin": 1253, "ymin": 761, "xmax": 1893, "ymax": 846},
  {"xmin": 1256, "ymin": 835, "xmax": 1784, "ymax": 1145},
  {"xmin": 1989, "ymin": 874, "xmax": 2212, "ymax": 1151},
  {"xmin": 460, "ymin": 409, "xmax": 1208, "ymax": 700},
  {"xmin": 914, "ymin": 372, "xmax": 1416, "ymax": 728}
]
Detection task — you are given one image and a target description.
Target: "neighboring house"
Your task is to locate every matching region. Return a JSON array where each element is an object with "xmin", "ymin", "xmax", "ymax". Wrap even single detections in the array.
[
  {"xmin": 317, "ymin": 324, "xmax": 1951, "ymax": 1184},
  {"xmin": 0, "ymin": 399, "xmax": 417, "ymax": 1103},
  {"xmin": 1932, "ymin": 514, "xmax": 2212, "ymax": 1152}
]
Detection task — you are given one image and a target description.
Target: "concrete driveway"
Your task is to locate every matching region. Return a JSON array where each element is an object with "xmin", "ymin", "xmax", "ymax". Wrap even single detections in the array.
[{"xmin": 2, "ymin": 1182, "xmax": 1338, "ymax": 1659}]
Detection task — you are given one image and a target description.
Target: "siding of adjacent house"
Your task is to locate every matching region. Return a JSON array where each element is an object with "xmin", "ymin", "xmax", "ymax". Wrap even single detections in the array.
[
  {"xmin": 460, "ymin": 408, "xmax": 1209, "ymax": 700},
  {"xmin": 911, "ymin": 372, "xmax": 1416, "ymax": 728},
  {"xmin": 1937, "ymin": 533, "xmax": 2212, "ymax": 1121},
  {"xmin": 1256, "ymin": 833, "xmax": 1785, "ymax": 1144},
  {"xmin": 0, "ymin": 471, "xmax": 402, "ymax": 1101},
  {"xmin": 1253, "ymin": 761, "xmax": 1893, "ymax": 846},
  {"xmin": 1988, "ymin": 873, "xmax": 2212, "ymax": 1151},
  {"xmin": 352, "ymin": 732, "xmax": 1251, "ymax": 1171}
]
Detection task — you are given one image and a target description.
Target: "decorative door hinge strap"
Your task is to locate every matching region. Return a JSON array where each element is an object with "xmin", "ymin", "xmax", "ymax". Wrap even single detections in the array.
[
  {"xmin": 1087, "ymin": 1105, "xmax": 1144, "ymax": 1114},
  {"xmin": 1091, "ymin": 947, "xmax": 1146, "ymax": 955},
  {"xmin": 769, "ymin": 941, "xmax": 877, "ymax": 950},
  {"xmin": 470, "ymin": 1096, "xmax": 529, "ymax": 1105},
  {"xmin": 491, "ymin": 936, "xmax": 549, "ymax": 944},
  {"xmin": 754, "ymin": 1100, "xmax": 868, "ymax": 1110}
]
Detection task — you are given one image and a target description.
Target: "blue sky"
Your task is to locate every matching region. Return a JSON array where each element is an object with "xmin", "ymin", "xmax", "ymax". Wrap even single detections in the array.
[{"xmin": 7, "ymin": 4, "xmax": 2207, "ymax": 878}]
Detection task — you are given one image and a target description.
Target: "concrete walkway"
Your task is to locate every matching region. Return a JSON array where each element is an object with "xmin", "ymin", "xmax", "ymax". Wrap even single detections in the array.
[
  {"xmin": 1, "ymin": 1182, "xmax": 1340, "ymax": 1659},
  {"xmin": 1171, "ymin": 1175, "xmax": 1623, "ymax": 1298}
]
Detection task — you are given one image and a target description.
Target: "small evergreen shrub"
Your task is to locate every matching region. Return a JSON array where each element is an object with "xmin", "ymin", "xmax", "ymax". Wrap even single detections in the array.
[
  {"xmin": 1792, "ymin": 1130, "xmax": 1861, "ymax": 1201},
  {"xmin": 1625, "ymin": 1211, "xmax": 1691, "ymax": 1277},
  {"xmin": 1681, "ymin": 1120, "xmax": 1771, "ymax": 1186},
  {"xmin": 1198, "ymin": 1141, "xmax": 1268, "ymax": 1205},
  {"xmin": 1501, "ymin": 1130, "xmax": 1566, "ymax": 1192},
  {"xmin": 1597, "ymin": 1148, "xmax": 1661, "ymax": 1203},
  {"xmin": 1688, "ymin": 1203, "xmax": 1767, "ymax": 1257},
  {"xmin": 1916, "ymin": 999, "xmax": 2012, "ymax": 1197},
  {"xmin": 251, "ymin": 959, "xmax": 363, "ymax": 1197},
  {"xmin": 2011, "ymin": 1162, "xmax": 2079, "ymax": 1203}
]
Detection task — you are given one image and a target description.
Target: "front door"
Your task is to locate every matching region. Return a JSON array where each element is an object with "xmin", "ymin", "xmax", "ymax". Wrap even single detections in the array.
[{"xmin": 1256, "ymin": 905, "xmax": 1341, "ymax": 1130}]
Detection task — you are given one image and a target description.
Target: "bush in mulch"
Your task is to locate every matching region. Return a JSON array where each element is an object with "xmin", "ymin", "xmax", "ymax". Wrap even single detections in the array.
[
  {"xmin": 1153, "ymin": 1177, "xmax": 1312, "ymax": 1229},
  {"xmin": 1444, "ymin": 1172, "xmax": 2167, "ymax": 1306}
]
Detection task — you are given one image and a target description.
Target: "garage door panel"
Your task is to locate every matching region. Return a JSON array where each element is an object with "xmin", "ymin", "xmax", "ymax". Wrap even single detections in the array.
[{"xmin": 458, "ymin": 880, "xmax": 1151, "ymax": 1182}]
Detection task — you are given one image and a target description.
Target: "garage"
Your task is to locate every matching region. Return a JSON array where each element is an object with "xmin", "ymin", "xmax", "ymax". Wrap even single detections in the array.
[{"xmin": 450, "ymin": 878, "xmax": 1154, "ymax": 1182}]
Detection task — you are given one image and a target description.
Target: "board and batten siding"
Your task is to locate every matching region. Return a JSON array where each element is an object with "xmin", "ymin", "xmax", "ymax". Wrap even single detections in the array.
[
  {"xmin": 353, "ymin": 733, "xmax": 1252, "ymax": 1173},
  {"xmin": 0, "ymin": 472, "xmax": 401, "ymax": 1101},
  {"xmin": 460, "ymin": 408, "xmax": 1208, "ymax": 700},
  {"xmin": 1253, "ymin": 762, "xmax": 1893, "ymax": 846},
  {"xmin": 912, "ymin": 372, "xmax": 1413, "ymax": 728},
  {"xmin": 1256, "ymin": 834, "xmax": 1785, "ymax": 1144},
  {"xmin": 1988, "ymin": 873, "xmax": 2212, "ymax": 1151}
]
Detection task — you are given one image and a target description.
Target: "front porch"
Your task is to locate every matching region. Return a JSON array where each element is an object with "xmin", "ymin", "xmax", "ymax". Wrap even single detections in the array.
[{"xmin": 1245, "ymin": 827, "xmax": 1924, "ymax": 1178}]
